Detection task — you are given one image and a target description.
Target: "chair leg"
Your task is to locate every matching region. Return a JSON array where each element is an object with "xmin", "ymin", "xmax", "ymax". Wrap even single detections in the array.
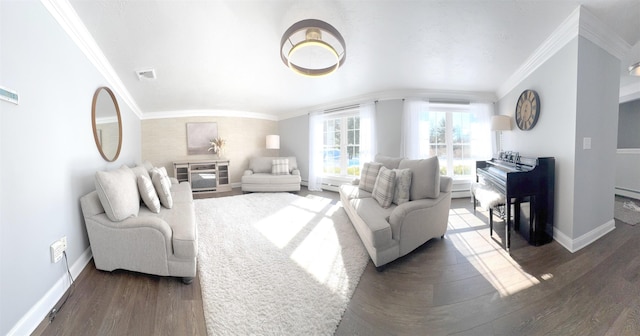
[
  {"xmin": 182, "ymin": 277, "xmax": 194, "ymax": 285},
  {"xmin": 489, "ymin": 207, "xmax": 493, "ymax": 236}
]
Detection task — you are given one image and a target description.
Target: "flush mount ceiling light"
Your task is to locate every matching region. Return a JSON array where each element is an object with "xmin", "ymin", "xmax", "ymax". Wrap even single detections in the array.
[
  {"xmin": 280, "ymin": 19, "xmax": 346, "ymax": 77},
  {"xmin": 629, "ymin": 62, "xmax": 640, "ymax": 76}
]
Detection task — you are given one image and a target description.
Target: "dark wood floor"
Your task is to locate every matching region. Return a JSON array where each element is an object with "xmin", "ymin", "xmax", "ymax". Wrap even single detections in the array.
[{"xmin": 34, "ymin": 189, "xmax": 640, "ymax": 336}]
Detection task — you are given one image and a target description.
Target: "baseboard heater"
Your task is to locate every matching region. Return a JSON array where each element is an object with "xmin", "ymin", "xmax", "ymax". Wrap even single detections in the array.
[{"xmin": 615, "ymin": 186, "xmax": 640, "ymax": 200}]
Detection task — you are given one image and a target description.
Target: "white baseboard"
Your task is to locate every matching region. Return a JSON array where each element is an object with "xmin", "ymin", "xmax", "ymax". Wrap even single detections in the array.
[
  {"xmin": 8, "ymin": 247, "xmax": 93, "ymax": 336},
  {"xmin": 553, "ymin": 219, "xmax": 616, "ymax": 253}
]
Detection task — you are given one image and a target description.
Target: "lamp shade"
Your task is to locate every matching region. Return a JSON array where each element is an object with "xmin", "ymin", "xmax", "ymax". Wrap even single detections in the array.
[
  {"xmin": 266, "ymin": 135, "xmax": 280, "ymax": 149},
  {"xmin": 491, "ymin": 115, "xmax": 512, "ymax": 131}
]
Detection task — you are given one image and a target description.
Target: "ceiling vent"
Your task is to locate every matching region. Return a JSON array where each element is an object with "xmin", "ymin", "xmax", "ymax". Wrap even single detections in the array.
[{"xmin": 135, "ymin": 68, "xmax": 156, "ymax": 80}]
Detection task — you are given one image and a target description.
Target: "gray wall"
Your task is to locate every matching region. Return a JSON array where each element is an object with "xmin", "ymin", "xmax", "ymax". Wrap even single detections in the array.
[
  {"xmin": 498, "ymin": 35, "xmax": 620, "ymax": 244},
  {"xmin": 279, "ymin": 114, "xmax": 309, "ymax": 181},
  {"xmin": 499, "ymin": 37, "xmax": 579, "ymax": 238},
  {"xmin": 1, "ymin": 2, "xmax": 141, "ymax": 334},
  {"xmin": 375, "ymin": 100, "xmax": 403, "ymax": 157},
  {"xmin": 618, "ymin": 99, "xmax": 640, "ymax": 148},
  {"xmin": 572, "ymin": 37, "xmax": 620, "ymax": 238}
]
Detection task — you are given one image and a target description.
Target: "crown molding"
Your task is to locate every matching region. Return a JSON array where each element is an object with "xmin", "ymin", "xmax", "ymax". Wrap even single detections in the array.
[
  {"xmin": 40, "ymin": 0, "xmax": 143, "ymax": 119},
  {"xmin": 141, "ymin": 109, "xmax": 279, "ymax": 121},
  {"xmin": 578, "ymin": 6, "xmax": 630, "ymax": 61},
  {"xmin": 278, "ymin": 89, "xmax": 497, "ymax": 121},
  {"xmin": 620, "ymin": 82, "xmax": 640, "ymax": 103},
  {"xmin": 497, "ymin": 6, "xmax": 632, "ymax": 100},
  {"xmin": 497, "ymin": 6, "xmax": 580, "ymax": 99}
]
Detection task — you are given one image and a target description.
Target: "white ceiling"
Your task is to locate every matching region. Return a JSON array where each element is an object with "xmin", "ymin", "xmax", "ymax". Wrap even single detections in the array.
[{"xmin": 68, "ymin": 0, "xmax": 640, "ymax": 119}]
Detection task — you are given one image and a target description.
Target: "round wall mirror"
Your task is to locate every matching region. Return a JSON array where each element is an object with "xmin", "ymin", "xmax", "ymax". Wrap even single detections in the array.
[{"xmin": 92, "ymin": 87, "xmax": 122, "ymax": 162}]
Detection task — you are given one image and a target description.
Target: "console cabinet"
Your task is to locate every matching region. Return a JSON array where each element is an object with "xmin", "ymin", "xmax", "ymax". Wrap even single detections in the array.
[{"xmin": 173, "ymin": 159, "xmax": 231, "ymax": 195}]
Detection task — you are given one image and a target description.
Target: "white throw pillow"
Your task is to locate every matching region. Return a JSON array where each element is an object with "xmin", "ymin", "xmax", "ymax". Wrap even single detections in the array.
[
  {"xmin": 150, "ymin": 167, "xmax": 173, "ymax": 209},
  {"xmin": 94, "ymin": 166, "xmax": 140, "ymax": 221},
  {"xmin": 138, "ymin": 175, "xmax": 161, "ymax": 213},
  {"xmin": 272, "ymin": 159, "xmax": 290, "ymax": 175},
  {"xmin": 372, "ymin": 167, "xmax": 397, "ymax": 208},
  {"xmin": 392, "ymin": 168, "xmax": 412, "ymax": 205}
]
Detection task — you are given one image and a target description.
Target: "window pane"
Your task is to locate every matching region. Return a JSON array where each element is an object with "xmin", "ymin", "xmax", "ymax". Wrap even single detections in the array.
[{"xmin": 322, "ymin": 116, "xmax": 362, "ymax": 177}]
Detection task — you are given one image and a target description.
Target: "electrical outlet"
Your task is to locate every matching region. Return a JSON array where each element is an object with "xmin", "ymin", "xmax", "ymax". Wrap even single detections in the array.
[{"xmin": 50, "ymin": 236, "xmax": 67, "ymax": 263}]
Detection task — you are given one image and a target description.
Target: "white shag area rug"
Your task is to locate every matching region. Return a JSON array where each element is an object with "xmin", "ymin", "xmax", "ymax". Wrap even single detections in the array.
[{"xmin": 194, "ymin": 192, "xmax": 368, "ymax": 335}]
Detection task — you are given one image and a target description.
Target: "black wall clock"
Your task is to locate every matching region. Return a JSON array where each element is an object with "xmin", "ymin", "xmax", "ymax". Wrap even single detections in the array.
[{"xmin": 515, "ymin": 89, "xmax": 540, "ymax": 131}]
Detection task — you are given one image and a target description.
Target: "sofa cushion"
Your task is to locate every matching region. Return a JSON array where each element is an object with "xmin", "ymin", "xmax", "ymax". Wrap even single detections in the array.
[
  {"xmin": 372, "ymin": 167, "xmax": 397, "ymax": 208},
  {"xmin": 271, "ymin": 159, "xmax": 290, "ymax": 175},
  {"xmin": 138, "ymin": 175, "xmax": 161, "ymax": 213},
  {"xmin": 242, "ymin": 173, "xmax": 301, "ymax": 185},
  {"xmin": 339, "ymin": 184, "xmax": 372, "ymax": 200},
  {"xmin": 95, "ymin": 165, "xmax": 140, "ymax": 222},
  {"xmin": 250, "ymin": 157, "xmax": 298, "ymax": 174},
  {"xmin": 375, "ymin": 155, "xmax": 403, "ymax": 169},
  {"xmin": 131, "ymin": 164, "xmax": 151, "ymax": 181},
  {"xmin": 150, "ymin": 167, "xmax": 173, "ymax": 209},
  {"xmin": 399, "ymin": 156, "xmax": 440, "ymax": 200},
  {"xmin": 392, "ymin": 168, "xmax": 412, "ymax": 205},
  {"xmin": 350, "ymin": 197, "xmax": 395, "ymax": 248},
  {"xmin": 359, "ymin": 162, "xmax": 383, "ymax": 193}
]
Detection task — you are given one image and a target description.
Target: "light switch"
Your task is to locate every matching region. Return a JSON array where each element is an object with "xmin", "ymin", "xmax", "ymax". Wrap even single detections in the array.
[{"xmin": 583, "ymin": 137, "xmax": 591, "ymax": 150}]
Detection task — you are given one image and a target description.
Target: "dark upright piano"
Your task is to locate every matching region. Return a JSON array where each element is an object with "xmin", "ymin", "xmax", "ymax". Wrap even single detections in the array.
[{"xmin": 476, "ymin": 153, "xmax": 555, "ymax": 248}]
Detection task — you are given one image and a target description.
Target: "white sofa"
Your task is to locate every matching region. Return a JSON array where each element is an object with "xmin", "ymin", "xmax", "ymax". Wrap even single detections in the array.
[
  {"xmin": 339, "ymin": 155, "xmax": 452, "ymax": 270},
  {"xmin": 80, "ymin": 163, "xmax": 197, "ymax": 283},
  {"xmin": 241, "ymin": 156, "xmax": 301, "ymax": 192}
]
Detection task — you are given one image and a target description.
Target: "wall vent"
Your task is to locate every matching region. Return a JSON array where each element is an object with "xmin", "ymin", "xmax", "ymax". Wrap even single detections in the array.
[{"xmin": 135, "ymin": 68, "xmax": 156, "ymax": 80}]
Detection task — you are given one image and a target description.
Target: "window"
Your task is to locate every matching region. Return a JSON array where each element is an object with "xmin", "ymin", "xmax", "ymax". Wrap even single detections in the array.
[
  {"xmin": 322, "ymin": 114, "xmax": 360, "ymax": 177},
  {"xmin": 414, "ymin": 103, "xmax": 491, "ymax": 179}
]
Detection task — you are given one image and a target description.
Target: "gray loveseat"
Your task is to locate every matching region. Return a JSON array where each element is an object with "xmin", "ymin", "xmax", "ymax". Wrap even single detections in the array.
[
  {"xmin": 241, "ymin": 156, "xmax": 301, "ymax": 192},
  {"xmin": 80, "ymin": 163, "xmax": 197, "ymax": 283},
  {"xmin": 340, "ymin": 155, "xmax": 452, "ymax": 269}
]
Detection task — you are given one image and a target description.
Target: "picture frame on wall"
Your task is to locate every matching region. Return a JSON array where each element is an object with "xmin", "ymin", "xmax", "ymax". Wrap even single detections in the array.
[{"xmin": 186, "ymin": 122, "xmax": 218, "ymax": 155}]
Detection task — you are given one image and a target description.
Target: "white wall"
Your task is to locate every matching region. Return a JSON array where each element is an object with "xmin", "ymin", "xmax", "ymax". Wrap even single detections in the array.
[{"xmin": 0, "ymin": 1, "xmax": 141, "ymax": 334}]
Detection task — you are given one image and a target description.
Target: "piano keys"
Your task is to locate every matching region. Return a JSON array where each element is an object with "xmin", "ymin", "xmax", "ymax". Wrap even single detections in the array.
[{"xmin": 476, "ymin": 154, "xmax": 555, "ymax": 249}]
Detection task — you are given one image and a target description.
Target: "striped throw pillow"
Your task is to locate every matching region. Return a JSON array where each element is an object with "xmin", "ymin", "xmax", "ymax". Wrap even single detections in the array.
[
  {"xmin": 272, "ymin": 159, "xmax": 290, "ymax": 175},
  {"xmin": 359, "ymin": 162, "xmax": 383, "ymax": 192},
  {"xmin": 372, "ymin": 167, "xmax": 397, "ymax": 208}
]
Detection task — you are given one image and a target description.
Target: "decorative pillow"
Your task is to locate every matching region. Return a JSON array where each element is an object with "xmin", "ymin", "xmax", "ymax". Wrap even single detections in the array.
[
  {"xmin": 150, "ymin": 168, "xmax": 173, "ymax": 209},
  {"xmin": 94, "ymin": 166, "xmax": 140, "ymax": 221},
  {"xmin": 272, "ymin": 159, "xmax": 290, "ymax": 175},
  {"xmin": 359, "ymin": 162, "xmax": 383, "ymax": 192},
  {"xmin": 137, "ymin": 175, "xmax": 161, "ymax": 213},
  {"xmin": 398, "ymin": 156, "xmax": 440, "ymax": 200},
  {"xmin": 392, "ymin": 168, "xmax": 412, "ymax": 205},
  {"xmin": 374, "ymin": 155, "xmax": 403, "ymax": 169},
  {"xmin": 130, "ymin": 164, "xmax": 150, "ymax": 181},
  {"xmin": 372, "ymin": 167, "xmax": 397, "ymax": 208}
]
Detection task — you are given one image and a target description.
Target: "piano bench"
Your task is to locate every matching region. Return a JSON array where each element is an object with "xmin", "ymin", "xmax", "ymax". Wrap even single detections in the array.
[{"xmin": 471, "ymin": 182, "xmax": 506, "ymax": 236}]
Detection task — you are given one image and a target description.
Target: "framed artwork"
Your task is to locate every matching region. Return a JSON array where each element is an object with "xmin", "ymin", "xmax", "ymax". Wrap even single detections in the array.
[{"xmin": 187, "ymin": 122, "xmax": 218, "ymax": 155}]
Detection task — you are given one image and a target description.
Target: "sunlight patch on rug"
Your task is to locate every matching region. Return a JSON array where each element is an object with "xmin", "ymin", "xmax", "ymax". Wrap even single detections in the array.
[{"xmin": 194, "ymin": 192, "xmax": 368, "ymax": 335}]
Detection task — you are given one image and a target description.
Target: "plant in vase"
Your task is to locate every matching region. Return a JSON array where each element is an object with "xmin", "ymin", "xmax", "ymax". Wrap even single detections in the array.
[{"xmin": 208, "ymin": 137, "xmax": 227, "ymax": 157}]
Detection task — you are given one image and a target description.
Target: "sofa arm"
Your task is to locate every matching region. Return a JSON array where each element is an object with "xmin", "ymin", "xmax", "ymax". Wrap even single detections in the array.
[
  {"xmin": 243, "ymin": 170, "xmax": 254, "ymax": 176},
  {"xmin": 388, "ymin": 194, "xmax": 450, "ymax": 241},
  {"xmin": 440, "ymin": 176, "xmax": 452, "ymax": 193},
  {"xmin": 291, "ymin": 169, "xmax": 300, "ymax": 176}
]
